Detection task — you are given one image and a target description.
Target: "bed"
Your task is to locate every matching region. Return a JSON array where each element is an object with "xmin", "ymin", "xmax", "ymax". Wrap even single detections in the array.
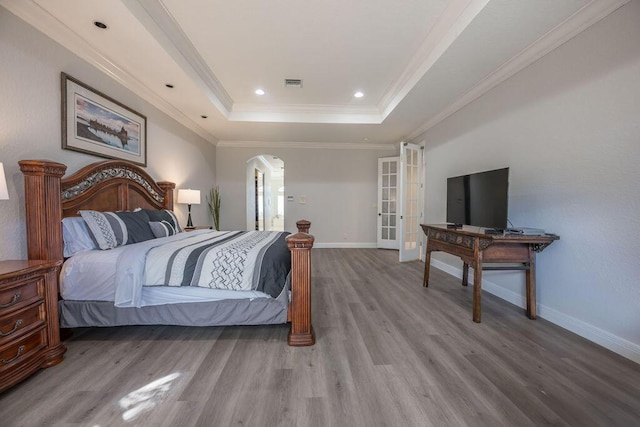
[{"xmin": 19, "ymin": 159, "xmax": 315, "ymax": 346}]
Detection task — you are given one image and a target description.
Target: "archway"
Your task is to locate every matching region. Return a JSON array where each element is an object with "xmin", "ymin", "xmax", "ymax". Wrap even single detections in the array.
[{"xmin": 245, "ymin": 155, "xmax": 284, "ymax": 231}]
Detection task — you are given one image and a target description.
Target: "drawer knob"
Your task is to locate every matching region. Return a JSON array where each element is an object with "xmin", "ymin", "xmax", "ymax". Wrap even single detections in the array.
[
  {"xmin": 0, "ymin": 292, "xmax": 21, "ymax": 308},
  {"xmin": 1, "ymin": 345, "xmax": 25, "ymax": 365},
  {"xmin": 0, "ymin": 319, "xmax": 24, "ymax": 337}
]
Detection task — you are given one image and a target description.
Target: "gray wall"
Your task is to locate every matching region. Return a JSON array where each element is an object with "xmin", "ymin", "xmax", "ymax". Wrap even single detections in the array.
[
  {"xmin": 216, "ymin": 146, "xmax": 396, "ymax": 246},
  {"xmin": 0, "ymin": 9, "xmax": 216, "ymax": 259},
  {"xmin": 412, "ymin": 1, "xmax": 640, "ymax": 362}
]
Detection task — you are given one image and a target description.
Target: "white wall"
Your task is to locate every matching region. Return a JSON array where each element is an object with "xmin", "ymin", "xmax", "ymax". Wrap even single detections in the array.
[
  {"xmin": 216, "ymin": 146, "xmax": 396, "ymax": 246},
  {"xmin": 0, "ymin": 9, "xmax": 216, "ymax": 259},
  {"xmin": 412, "ymin": 1, "xmax": 640, "ymax": 362}
]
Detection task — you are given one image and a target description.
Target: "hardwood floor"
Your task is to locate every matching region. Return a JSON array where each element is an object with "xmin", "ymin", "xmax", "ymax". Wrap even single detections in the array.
[{"xmin": 1, "ymin": 249, "xmax": 639, "ymax": 426}]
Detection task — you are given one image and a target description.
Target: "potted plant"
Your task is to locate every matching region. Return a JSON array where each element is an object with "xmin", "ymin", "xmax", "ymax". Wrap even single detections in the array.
[{"xmin": 207, "ymin": 186, "xmax": 221, "ymax": 231}]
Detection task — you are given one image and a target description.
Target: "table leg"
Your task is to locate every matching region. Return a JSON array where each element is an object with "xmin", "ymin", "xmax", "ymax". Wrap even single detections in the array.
[
  {"xmin": 526, "ymin": 248, "xmax": 537, "ymax": 319},
  {"xmin": 462, "ymin": 262, "xmax": 469, "ymax": 286},
  {"xmin": 472, "ymin": 261, "xmax": 482, "ymax": 323},
  {"xmin": 423, "ymin": 250, "xmax": 431, "ymax": 287}
]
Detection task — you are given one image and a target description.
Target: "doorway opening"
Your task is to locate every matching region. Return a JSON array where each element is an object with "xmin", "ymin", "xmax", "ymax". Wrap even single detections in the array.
[{"xmin": 246, "ymin": 155, "xmax": 285, "ymax": 231}]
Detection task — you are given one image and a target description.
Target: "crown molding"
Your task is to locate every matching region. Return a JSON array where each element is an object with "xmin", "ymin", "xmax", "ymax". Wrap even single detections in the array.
[
  {"xmin": 232, "ymin": 103, "xmax": 380, "ymax": 115},
  {"xmin": 378, "ymin": 0, "xmax": 490, "ymax": 120},
  {"xmin": 406, "ymin": 0, "xmax": 630, "ymax": 141},
  {"xmin": 0, "ymin": 0, "xmax": 219, "ymax": 145},
  {"xmin": 122, "ymin": 0, "xmax": 233, "ymax": 115},
  {"xmin": 229, "ymin": 103, "xmax": 383, "ymax": 124},
  {"xmin": 217, "ymin": 141, "xmax": 397, "ymax": 150}
]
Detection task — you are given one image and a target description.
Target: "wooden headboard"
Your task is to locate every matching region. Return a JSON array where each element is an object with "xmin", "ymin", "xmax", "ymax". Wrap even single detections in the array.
[{"xmin": 19, "ymin": 160, "xmax": 175, "ymax": 261}]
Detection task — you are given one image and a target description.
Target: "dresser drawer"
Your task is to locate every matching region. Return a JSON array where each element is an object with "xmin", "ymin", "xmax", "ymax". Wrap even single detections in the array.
[
  {"xmin": 0, "ymin": 328, "xmax": 46, "ymax": 373},
  {"xmin": 0, "ymin": 276, "xmax": 43, "ymax": 315},
  {"xmin": 0, "ymin": 303, "xmax": 44, "ymax": 347}
]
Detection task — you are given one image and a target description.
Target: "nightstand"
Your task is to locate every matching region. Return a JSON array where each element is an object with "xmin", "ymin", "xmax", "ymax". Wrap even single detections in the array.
[{"xmin": 0, "ymin": 260, "xmax": 65, "ymax": 392}]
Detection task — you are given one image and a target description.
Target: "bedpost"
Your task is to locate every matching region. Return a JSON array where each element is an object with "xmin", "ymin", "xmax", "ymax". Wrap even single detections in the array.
[
  {"xmin": 19, "ymin": 160, "xmax": 67, "ymax": 261},
  {"xmin": 286, "ymin": 229, "xmax": 315, "ymax": 346},
  {"xmin": 157, "ymin": 181, "xmax": 175, "ymax": 210},
  {"xmin": 296, "ymin": 219, "xmax": 311, "ymax": 234}
]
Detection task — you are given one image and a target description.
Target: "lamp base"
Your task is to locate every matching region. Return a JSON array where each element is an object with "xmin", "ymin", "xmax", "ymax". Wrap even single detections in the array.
[{"xmin": 186, "ymin": 204, "xmax": 193, "ymax": 228}]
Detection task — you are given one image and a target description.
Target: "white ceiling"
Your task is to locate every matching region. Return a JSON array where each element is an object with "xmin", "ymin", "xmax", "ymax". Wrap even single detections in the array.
[{"xmin": 1, "ymin": 0, "xmax": 628, "ymax": 147}]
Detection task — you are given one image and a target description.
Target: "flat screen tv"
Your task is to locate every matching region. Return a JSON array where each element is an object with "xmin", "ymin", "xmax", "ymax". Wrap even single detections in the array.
[{"xmin": 446, "ymin": 167, "xmax": 509, "ymax": 229}]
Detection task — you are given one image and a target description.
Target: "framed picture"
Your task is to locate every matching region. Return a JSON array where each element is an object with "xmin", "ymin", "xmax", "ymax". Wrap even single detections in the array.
[{"xmin": 61, "ymin": 72, "xmax": 147, "ymax": 166}]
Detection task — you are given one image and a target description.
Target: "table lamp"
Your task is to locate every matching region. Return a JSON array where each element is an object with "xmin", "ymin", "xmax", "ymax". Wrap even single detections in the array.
[
  {"xmin": 177, "ymin": 189, "xmax": 200, "ymax": 229},
  {"xmin": 0, "ymin": 163, "xmax": 9, "ymax": 200}
]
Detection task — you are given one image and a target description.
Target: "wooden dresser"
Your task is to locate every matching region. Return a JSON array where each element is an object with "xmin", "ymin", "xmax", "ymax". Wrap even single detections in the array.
[{"xmin": 0, "ymin": 260, "xmax": 65, "ymax": 393}]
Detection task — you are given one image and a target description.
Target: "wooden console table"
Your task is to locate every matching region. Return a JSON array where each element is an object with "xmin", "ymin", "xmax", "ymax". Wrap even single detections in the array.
[{"xmin": 421, "ymin": 224, "xmax": 559, "ymax": 323}]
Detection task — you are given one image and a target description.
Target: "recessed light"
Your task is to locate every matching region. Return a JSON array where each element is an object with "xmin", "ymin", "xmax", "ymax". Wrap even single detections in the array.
[
  {"xmin": 93, "ymin": 21, "xmax": 107, "ymax": 29},
  {"xmin": 354, "ymin": 91, "xmax": 364, "ymax": 98},
  {"xmin": 201, "ymin": 115, "xmax": 208, "ymax": 119},
  {"xmin": 165, "ymin": 83, "xmax": 174, "ymax": 89},
  {"xmin": 255, "ymin": 89, "xmax": 265, "ymax": 96},
  {"xmin": 363, "ymin": 137, "xmax": 369, "ymax": 141}
]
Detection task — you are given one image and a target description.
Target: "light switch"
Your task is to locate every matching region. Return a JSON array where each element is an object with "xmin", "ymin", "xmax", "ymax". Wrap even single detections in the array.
[{"xmin": 287, "ymin": 195, "xmax": 294, "ymax": 202}]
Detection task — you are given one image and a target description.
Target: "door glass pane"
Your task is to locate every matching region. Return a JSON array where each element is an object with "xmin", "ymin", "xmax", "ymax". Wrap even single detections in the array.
[
  {"xmin": 390, "ymin": 202, "xmax": 396, "ymax": 213},
  {"xmin": 382, "ymin": 201, "xmax": 389, "ymax": 214},
  {"xmin": 382, "ymin": 188, "xmax": 389, "ymax": 201},
  {"xmin": 390, "ymin": 162, "xmax": 397, "ymax": 173},
  {"xmin": 383, "ymin": 175, "xmax": 389, "ymax": 187},
  {"xmin": 390, "ymin": 188, "xmax": 396, "ymax": 201},
  {"xmin": 389, "ymin": 228, "xmax": 396, "ymax": 240},
  {"xmin": 383, "ymin": 162, "xmax": 389, "ymax": 174},
  {"xmin": 382, "ymin": 228, "xmax": 388, "ymax": 239},
  {"xmin": 390, "ymin": 175, "xmax": 397, "ymax": 187},
  {"xmin": 390, "ymin": 215, "xmax": 396, "ymax": 227},
  {"xmin": 382, "ymin": 215, "xmax": 388, "ymax": 226}
]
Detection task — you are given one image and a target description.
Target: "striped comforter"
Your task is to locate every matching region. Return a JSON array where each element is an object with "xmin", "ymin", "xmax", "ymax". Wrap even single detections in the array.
[{"xmin": 114, "ymin": 230, "xmax": 291, "ymax": 307}]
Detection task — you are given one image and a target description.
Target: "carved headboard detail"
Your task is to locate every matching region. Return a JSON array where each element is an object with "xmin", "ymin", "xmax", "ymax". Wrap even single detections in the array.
[{"xmin": 19, "ymin": 160, "xmax": 175, "ymax": 261}]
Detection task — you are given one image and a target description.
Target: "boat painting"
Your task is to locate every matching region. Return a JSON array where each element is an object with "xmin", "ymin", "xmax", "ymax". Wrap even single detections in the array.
[{"xmin": 75, "ymin": 94, "xmax": 141, "ymax": 155}]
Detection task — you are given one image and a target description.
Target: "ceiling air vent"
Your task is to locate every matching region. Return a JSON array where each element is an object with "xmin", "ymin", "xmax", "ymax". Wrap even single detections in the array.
[{"xmin": 284, "ymin": 79, "xmax": 303, "ymax": 88}]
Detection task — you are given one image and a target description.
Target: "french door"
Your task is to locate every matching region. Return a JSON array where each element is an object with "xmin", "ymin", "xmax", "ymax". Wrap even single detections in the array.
[
  {"xmin": 377, "ymin": 157, "xmax": 400, "ymax": 249},
  {"xmin": 398, "ymin": 142, "xmax": 424, "ymax": 262}
]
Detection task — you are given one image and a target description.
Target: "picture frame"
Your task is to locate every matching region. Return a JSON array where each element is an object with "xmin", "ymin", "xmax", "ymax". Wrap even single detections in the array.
[{"xmin": 61, "ymin": 72, "xmax": 147, "ymax": 166}]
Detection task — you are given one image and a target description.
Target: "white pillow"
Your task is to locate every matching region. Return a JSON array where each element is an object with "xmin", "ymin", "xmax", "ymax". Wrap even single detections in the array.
[{"xmin": 62, "ymin": 217, "xmax": 98, "ymax": 257}]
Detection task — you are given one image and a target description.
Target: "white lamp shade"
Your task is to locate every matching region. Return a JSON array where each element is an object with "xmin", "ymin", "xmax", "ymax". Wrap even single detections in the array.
[
  {"xmin": 0, "ymin": 163, "xmax": 8, "ymax": 200},
  {"xmin": 177, "ymin": 189, "xmax": 200, "ymax": 205}
]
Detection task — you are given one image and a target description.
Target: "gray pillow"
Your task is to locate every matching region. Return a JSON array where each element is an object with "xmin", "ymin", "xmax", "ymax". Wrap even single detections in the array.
[
  {"xmin": 149, "ymin": 220, "xmax": 177, "ymax": 238},
  {"xmin": 113, "ymin": 210, "xmax": 155, "ymax": 243},
  {"xmin": 144, "ymin": 209, "xmax": 182, "ymax": 233}
]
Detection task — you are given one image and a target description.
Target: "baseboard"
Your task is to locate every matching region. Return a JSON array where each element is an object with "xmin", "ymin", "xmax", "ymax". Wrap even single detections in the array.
[
  {"xmin": 313, "ymin": 242, "xmax": 378, "ymax": 249},
  {"xmin": 430, "ymin": 259, "xmax": 640, "ymax": 364}
]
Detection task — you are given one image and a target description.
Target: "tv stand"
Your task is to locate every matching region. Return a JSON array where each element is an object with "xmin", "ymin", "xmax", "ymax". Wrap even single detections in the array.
[{"xmin": 420, "ymin": 224, "xmax": 559, "ymax": 323}]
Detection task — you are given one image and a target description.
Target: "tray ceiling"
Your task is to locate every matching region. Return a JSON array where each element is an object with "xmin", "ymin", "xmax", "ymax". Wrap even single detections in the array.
[{"xmin": 1, "ymin": 0, "xmax": 628, "ymax": 147}]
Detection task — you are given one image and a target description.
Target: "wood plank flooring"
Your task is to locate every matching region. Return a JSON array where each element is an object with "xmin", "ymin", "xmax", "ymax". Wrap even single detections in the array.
[{"xmin": 1, "ymin": 248, "xmax": 639, "ymax": 426}]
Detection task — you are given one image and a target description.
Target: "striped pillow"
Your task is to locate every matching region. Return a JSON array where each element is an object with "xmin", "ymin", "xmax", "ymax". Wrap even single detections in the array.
[
  {"xmin": 144, "ymin": 209, "xmax": 182, "ymax": 233},
  {"xmin": 79, "ymin": 210, "xmax": 155, "ymax": 250},
  {"xmin": 149, "ymin": 220, "xmax": 177, "ymax": 238},
  {"xmin": 79, "ymin": 210, "xmax": 128, "ymax": 250}
]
